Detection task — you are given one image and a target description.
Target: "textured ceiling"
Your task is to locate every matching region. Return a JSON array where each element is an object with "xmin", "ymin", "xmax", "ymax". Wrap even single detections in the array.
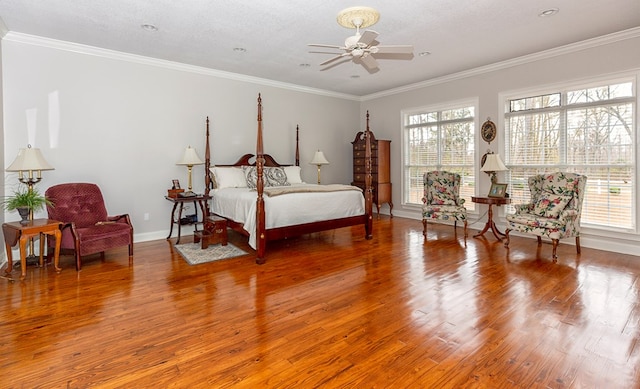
[{"xmin": 1, "ymin": 0, "xmax": 639, "ymax": 96}]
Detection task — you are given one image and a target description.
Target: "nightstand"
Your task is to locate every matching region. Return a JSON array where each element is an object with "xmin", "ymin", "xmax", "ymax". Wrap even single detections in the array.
[{"xmin": 165, "ymin": 194, "xmax": 211, "ymax": 244}]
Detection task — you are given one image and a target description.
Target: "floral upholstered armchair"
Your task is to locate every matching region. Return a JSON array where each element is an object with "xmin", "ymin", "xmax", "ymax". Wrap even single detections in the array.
[
  {"xmin": 504, "ymin": 172, "xmax": 587, "ymax": 260},
  {"xmin": 422, "ymin": 171, "xmax": 468, "ymax": 240}
]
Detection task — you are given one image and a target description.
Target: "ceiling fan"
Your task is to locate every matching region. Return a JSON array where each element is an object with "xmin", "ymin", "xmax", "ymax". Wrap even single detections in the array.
[{"xmin": 308, "ymin": 6, "xmax": 414, "ymax": 72}]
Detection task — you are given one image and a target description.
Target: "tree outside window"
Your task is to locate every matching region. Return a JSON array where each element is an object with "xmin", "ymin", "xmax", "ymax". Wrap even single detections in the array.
[{"xmin": 505, "ymin": 80, "xmax": 635, "ymax": 230}]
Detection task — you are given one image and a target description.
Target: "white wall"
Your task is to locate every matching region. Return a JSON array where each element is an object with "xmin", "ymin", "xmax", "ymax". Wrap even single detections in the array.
[
  {"xmin": 1, "ymin": 36, "xmax": 360, "ymax": 247},
  {"xmin": 2, "ymin": 31, "xmax": 640, "ymax": 259},
  {"xmin": 0, "ymin": 26, "xmax": 5, "ymax": 227},
  {"xmin": 360, "ymin": 34, "xmax": 640, "ymax": 256}
]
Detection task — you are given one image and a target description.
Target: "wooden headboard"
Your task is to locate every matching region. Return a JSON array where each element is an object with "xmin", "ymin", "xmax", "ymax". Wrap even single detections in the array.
[{"xmin": 203, "ymin": 113, "xmax": 300, "ymax": 196}]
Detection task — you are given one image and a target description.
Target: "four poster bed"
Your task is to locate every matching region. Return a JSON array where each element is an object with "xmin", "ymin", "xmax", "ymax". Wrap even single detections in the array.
[{"xmin": 203, "ymin": 94, "xmax": 374, "ymax": 264}]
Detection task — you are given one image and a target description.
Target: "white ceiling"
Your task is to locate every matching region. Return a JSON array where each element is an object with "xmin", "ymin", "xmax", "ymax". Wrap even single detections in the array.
[{"xmin": 1, "ymin": 0, "xmax": 639, "ymax": 97}]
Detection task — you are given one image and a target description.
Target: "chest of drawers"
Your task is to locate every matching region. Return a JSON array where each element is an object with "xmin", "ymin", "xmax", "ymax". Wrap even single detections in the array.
[{"xmin": 351, "ymin": 131, "xmax": 393, "ymax": 217}]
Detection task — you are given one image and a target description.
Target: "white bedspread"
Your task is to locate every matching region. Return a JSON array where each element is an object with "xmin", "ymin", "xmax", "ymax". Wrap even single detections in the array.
[{"xmin": 210, "ymin": 185, "xmax": 366, "ymax": 249}]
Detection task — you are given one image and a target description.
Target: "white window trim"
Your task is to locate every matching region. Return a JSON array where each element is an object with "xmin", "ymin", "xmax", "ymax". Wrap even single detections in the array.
[
  {"xmin": 498, "ymin": 70, "xmax": 639, "ymax": 236},
  {"xmin": 400, "ymin": 97, "xmax": 479, "ymax": 214}
]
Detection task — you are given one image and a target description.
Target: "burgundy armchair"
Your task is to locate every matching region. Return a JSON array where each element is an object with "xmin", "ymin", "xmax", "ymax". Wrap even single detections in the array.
[{"xmin": 45, "ymin": 183, "xmax": 133, "ymax": 270}]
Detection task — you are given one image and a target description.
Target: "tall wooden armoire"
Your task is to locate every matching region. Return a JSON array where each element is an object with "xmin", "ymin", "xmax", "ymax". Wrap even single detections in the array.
[{"xmin": 351, "ymin": 131, "xmax": 393, "ymax": 217}]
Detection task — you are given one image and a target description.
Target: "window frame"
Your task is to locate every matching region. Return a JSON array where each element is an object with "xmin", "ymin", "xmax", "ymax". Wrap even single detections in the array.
[
  {"xmin": 401, "ymin": 98, "xmax": 479, "ymax": 213},
  {"xmin": 499, "ymin": 73, "xmax": 638, "ymax": 234}
]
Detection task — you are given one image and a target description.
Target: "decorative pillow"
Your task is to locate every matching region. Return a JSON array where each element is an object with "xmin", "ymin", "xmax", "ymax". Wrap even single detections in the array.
[
  {"xmin": 242, "ymin": 166, "xmax": 290, "ymax": 188},
  {"xmin": 284, "ymin": 166, "xmax": 303, "ymax": 184},
  {"xmin": 533, "ymin": 192, "xmax": 572, "ymax": 218},
  {"xmin": 243, "ymin": 166, "xmax": 259, "ymax": 189},
  {"xmin": 265, "ymin": 166, "xmax": 290, "ymax": 187},
  {"xmin": 212, "ymin": 167, "xmax": 247, "ymax": 189}
]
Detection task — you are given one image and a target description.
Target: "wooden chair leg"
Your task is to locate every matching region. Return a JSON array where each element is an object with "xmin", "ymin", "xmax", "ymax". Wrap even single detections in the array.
[
  {"xmin": 552, "ymin": 239, "xmax": 559, "ymax": 260},
  {"xmin": 74, "ymin": 240, "xmax": 82, "ymax": 271},
  {"xmin": 575, "ymin": 237, "xmax": 581, "ymax": 254},
  {"xmin": 463, "ymin": 220, "xmax": 468, "ymax": 237},
  {"xmin": 504, "ymin": 229, "xmax": 511, "ymax": 247},
  {"xmin": 422, "ymin": 219, "xmax": 427, "ymax": 237},
  {"xmin": 537, "ymin": 236, "xmax": 542, "ymax": 246}
]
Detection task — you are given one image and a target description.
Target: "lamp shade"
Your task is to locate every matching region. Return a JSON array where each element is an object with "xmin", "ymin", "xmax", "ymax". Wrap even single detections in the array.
[
  {"xmin": 480, "ymin": 153, "xmax": 508, "ymax": 172},
  {"xmin": 6, "ymin": 146, "xmax": 54, "ymax": 172},
  {"xmin": 176, "ymin": 146, "xmax": 204, "ymax": 166},
  {"xmin": 309, "ymin": 150, "xmax": 329, "ymax": 165}
]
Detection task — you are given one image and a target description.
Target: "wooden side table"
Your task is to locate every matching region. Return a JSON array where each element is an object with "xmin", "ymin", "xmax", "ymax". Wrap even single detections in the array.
[
  {"xmin": 472, "ymin": 196, "xmax": 511, "ymax": 241},
  {"xmin": 2, "ymin": 219, "xmax": 62, "ymax": 281},
  {"xmin": 165, "ymin": 195, "xmax": 211, "ymax": 244}
]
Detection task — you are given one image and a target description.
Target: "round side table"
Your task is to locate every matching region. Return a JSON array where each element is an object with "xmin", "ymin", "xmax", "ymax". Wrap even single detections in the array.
[{"xmin": 471, "ymin": 196, "xmax": 511, "ymax": 240}]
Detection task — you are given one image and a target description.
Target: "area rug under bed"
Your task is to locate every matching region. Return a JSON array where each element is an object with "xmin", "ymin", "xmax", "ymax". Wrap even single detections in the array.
[{"xmin": 174, "ymin": 242, "xmax": 248, "ymax": 265}]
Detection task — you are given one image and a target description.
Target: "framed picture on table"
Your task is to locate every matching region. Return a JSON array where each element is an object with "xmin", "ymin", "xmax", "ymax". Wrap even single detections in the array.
[{"xmin": 488, "ymin": 183, "xmax": 508, "ymax": 198}]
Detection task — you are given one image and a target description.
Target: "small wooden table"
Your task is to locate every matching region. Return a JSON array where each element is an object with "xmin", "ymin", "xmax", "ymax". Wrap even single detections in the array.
[
  {"xmin": 165, "ymin": 194, "xmax": 211, "ymax": 244},
  {"xmin": 472, "ymin": 196, "xmax": 511, "ymax": 241},
  {"xmin": 2, "ymin": 219, "xmax": 62, "ymax": 281}
]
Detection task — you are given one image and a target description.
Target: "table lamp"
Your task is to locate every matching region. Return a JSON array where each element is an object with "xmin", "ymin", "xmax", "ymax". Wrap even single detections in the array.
[
  {"xmin": 480, "ymin": 153, "xmax": 508, "ymax": 183},
  {"xmin": 309, "ymin": 150, "xmax": 329, "ymax": 184},
  {"xmin": 6, "ymin": 144, "xmax": 55, "ymax": 263},
  {"xmin": 176, "ymin": 146, "xmax": 204, "ymax": 195},
  {"xmin": 6, "ymin": 145, "xmax": 55, "ymax": 192}
]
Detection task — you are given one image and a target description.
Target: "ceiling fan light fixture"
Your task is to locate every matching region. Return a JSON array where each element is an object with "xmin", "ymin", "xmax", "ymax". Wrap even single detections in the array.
[
  {"xmin": 308, "ymin": 7, "xmax": 412, "ymax": 73},
  {"xmin": 345, "ymin": 35, "xmax": 361, "ymax": 48},
  {"xmin": 352, "ymin": 48, "xmax": 364, "ymax": 57},
  {"xmin": 337, "ymin": 6, "xmax": 380, "ymax": 29}
]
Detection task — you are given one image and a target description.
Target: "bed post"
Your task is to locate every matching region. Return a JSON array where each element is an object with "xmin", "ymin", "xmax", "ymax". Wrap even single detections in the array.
[
  {"xmin": 364, "ymin": 111, "xmax": 373, "ymax": 239},
  {"xmin": 295, "ymin": 125, "xmax": 300, "ymax": 166},
  {"xmin": 255, "ymin": 94, "xmax": 267, "ymax": 264},
  {"xmin": 204, "ymin": 116, "xmax": 211, "ymax": 216}
]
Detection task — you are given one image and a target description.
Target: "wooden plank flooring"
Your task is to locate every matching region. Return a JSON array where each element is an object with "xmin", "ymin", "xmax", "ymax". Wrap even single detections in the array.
[{"xmin": 1, "ymin": 216, "xmax": 639, "ymax": 388}]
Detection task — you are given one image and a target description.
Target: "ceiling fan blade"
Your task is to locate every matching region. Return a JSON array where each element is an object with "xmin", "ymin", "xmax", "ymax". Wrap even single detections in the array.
[
  {"xmin": 308, "ymin": 43, "xmax": 343, "ymax": 49},
  {"xmin": 374, "ymin": 45, "xmax": 414, "ymax": 54},
  {"xmin": 320, "ymin": 58, "xmax": 351, "ymax": 71},
  {"xmin": 320, "ymin": 53, "xmax": 349, "ymax": 66},
  {"xmin": 360, "ymin": 53, "xmax": 379, "ymax": 71},
  {"xmin": 309, "ymin": 50, "xmax": 343, "ymax": 55},
  {"xmin": 358, "ymin": 30, "xmax": 379, "ymax": 46}
]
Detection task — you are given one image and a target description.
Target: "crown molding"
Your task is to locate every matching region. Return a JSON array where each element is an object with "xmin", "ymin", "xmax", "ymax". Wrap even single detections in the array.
[
  {"xmin": 3, "ymin": 26, "xmax": 639, "ymax": 103},
  {"xmin": 2, "ymin": 32, "xmax": 360, "ymax": 101},
  {"xmin": 361, "ymin": 26, "xmax": 640, "ymax": 101}
]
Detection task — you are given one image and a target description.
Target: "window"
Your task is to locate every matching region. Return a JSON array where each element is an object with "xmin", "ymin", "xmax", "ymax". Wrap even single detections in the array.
[
  {"xmin": 504, "ymin": 78, "xmax": 636, "ymax": 230},
  {"xmin": 403, "ymin": 101, "xmax": 476, "ymax": 211}
]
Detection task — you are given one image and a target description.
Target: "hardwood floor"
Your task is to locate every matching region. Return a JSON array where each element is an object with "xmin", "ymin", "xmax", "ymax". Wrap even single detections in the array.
[{"xmin": 1, "ymin": 217, "xmax": 639, "ymax": 388}]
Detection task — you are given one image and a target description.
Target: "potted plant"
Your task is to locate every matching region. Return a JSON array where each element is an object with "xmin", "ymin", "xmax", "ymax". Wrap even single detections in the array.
[{"xmin": 2, "ymin": 187, "xmax": 53, "ymax": 224}]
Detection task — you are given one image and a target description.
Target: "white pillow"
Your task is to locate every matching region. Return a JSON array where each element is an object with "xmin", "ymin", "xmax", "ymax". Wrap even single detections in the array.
[
  {"xmin": 284, "ymin": 166, "xmax": 303, "ymax": 184},
  {"xmin": 212, "ymin": 166, "xmax": 247, "ymax": 189}
]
